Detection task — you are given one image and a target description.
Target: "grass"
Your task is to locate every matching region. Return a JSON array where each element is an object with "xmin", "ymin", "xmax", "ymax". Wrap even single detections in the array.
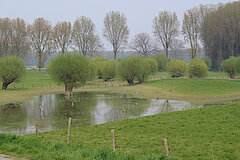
[
  {"xmin": 0, "ymin": 102, "xmax": 239, "ymax": 159},
  {"xmin": 145, "ymin": 79, "xmax": 240, "ymax": 95}
]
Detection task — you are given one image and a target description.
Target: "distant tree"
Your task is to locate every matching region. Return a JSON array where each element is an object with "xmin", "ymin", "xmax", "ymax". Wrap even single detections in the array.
[
  {"xmin": 202, "ymin": 57, "xmax": 212, "ymax": 70},
  {"xmin": 53, "ymin": 21, "xmax": 73, "ymax": 54},
  {"xmin": 189, "ymin": 58, "xmax": 208, "ymax": 78},
  {"xmin": 168, "ymin": 59, "xmax": 187, "ymax": 77},
  {"xmin": 169, "ymin": 39, "xmax": 185, "ymax": 59},
  {"xmin": 73, "ymin": 16, "xmax": 102, "ymax": 57},
  {"xmin": 152, "ymin": 54, "xmax": 168, "ymax": 72},
  {"xmin": 118, "ymin": 56, "xmax": 152, "ymax": 85},
  {"xmin": 0, "ymin": 56, "xmax": 26, "ymax": 90},
  {"xmin": 153, "ymin": 11, "xmax": 180, "ymax": 59},
  {"xmin": 47, "ymin": 53, "xmax": 92, "ymax": 97},
  {"xmin": 28, "ymin": 18, "xmax": 54, "ymax": 70},
  {"xmin": 182, "ymin": 8, "xmax": 200, "ymax": 59},
  {"xmin": 0, "ymin": 18, "xmax": 12, "ymax": 57},
  {"xmin": 221, "ymin": 56, "xmax": 239, "ymax": 79},
  {"xmin": 91, "ymin": 56, "xmax": 109, "ymax": 79},
  {"xmin": 102, "ymin": 60, "xmax": 117, "ymax": 81},
  {"xmin": 0, "ymin": 18, "xmax": 29, "ymax": 57},
  {"xmin": 129, "ymin": 33, "xmax": 157, "ymax": 56},
  {"xmin": 103, "ymin": 11, "xmax": 129, "ymax": 60}
]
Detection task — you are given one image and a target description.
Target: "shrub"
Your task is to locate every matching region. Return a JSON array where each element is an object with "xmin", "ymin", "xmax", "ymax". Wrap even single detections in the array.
[
  {"xmin": 168, "ymin": 59, "xmax": 187, "ymax": 77},
  {"xmin": 221, "ymin": 56, "xmax": 239, "ymax": 78},
  {"xmin": 102, "ymin": 60, "xmax": 117, "ymax": 81},
  {"xmin": 0, "ymin": 56, "xmax": 26, "ymax": 90},
  {"xmin": 47, "ymin": 53, "xmax": 92, "ymax": 97},
  {"xmin": 118, "ymin": 56, "xmax": 151, "ymax": 85},
  {"xmin": 91, "ymin": 56, "xmax": 109, "ymax": 79},
  {"xmin": 143, "ymin": 58, "xmax": 158, "ymax": 74},
  {"xmin": 152, "ymin": 54, "xmax": 168, "ymax": 72},
  {"xmin": 189, "ymin": 58, "xmax": 208, "ymax": 78},
  {"xmin": 202, "ymin": 57, "xmax": 212, "ymax": 70}
]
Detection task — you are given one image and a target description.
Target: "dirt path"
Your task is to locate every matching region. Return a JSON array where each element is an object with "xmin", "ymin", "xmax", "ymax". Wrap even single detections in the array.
[{"xmin": 0, "ymin": 154, "xmax": 27, "ymax": 160}]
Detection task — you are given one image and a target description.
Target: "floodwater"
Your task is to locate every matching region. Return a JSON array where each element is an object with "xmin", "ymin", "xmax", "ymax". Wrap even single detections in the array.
[{"xmin": 0, "ymin": 92, "xmax": 199, "ymax": 135}]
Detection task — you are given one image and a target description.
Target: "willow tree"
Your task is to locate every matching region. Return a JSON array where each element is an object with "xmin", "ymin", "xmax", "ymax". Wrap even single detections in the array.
[
  {"xmin": 153, "ymin": 11, "xmax": 179, "ymax": 59},
  {"xmin": 0, "ymin": 56, "xmax": 26, "ymax": 90},
  {"xmin": 28, "ymin": 18, "xmax": 54, "ymax": 70},
  {"xmin": 103, "ymin": 11, "xmax": 129, "ymax": 60},
  {"xmin": 47, "ymin": 53, "xmax": 91, "ymax": 97}
]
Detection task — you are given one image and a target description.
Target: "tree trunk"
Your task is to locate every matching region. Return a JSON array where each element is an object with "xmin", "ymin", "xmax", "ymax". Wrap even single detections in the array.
[
  {"xmin": 113, "ymin": 50, "xmax": 117, "ymax": 60},
  {"xmin": 65, "ymin": 85, "xmax": 73, "ymax": 98},
  {"xmin": 127, "ymin": 79, "xmax": 134, "ymax": 85},
  {"xmin": 165, "ymin": 48, "xmax": 169, "ymax": 59},
  {"xmin": 2, "ymin": 80, "xmax": 14, "ymax": 90}
]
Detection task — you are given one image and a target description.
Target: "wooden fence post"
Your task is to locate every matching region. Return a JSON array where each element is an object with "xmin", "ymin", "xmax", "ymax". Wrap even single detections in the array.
[
  {"xmin": 67, "ymin": 117, "xmax": 72, "ymax": 144},
  {"xmin": 162, "ymin": 138, "xmax": 169, "ymax": 156},
  {"xmin": 36, "ymin": 124, "xmax": 38, "ymax": 136},
  {"xmin": 111, "ymin": 129, "xmax": 116, "ymax": 151}
]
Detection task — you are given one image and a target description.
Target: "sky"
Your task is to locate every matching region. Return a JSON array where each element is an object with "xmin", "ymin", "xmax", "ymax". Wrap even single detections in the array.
[{"xmin": 0, "ymin": 0, "xmax": 235, "ymax": 48}]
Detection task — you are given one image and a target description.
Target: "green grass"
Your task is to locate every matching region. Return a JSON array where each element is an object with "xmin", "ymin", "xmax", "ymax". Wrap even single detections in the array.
[
  {"xmin": 145, "ymin": 78, "xmax": 240, "ymax": 95},
  {"xmin": 1, "ymin": 102, "xmax": 239, "ymax": 159}
]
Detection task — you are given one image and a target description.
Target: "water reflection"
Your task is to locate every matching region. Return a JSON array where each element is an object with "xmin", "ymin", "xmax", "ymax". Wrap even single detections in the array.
[{"xmin": 0, "ymin": 92, "xmax": 196, "ymax": 134}]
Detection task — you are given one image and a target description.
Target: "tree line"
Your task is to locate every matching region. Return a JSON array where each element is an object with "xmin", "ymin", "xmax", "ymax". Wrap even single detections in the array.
[{"xmin": 0, "ymin": 1, "xmax": 239, "ymax": 70}]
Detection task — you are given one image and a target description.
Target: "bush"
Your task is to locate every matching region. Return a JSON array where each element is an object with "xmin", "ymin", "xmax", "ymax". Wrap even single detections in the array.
[
  {"xmin": 102, "ymin": 60, "xmax": 118, "ymax": 81},
  {"xmin": 47, "ymin": 53, "xmax": 92, "ymax": 96},
  {"xmin": 143, "ymin": 58, "xmax": 158, "ymax": 74},
  {"xmin": 168, "ymin": 59, "xmax": 187, "ymax": 77},
  {"xmin": 118, "ymin": 56, "xmax": 151, "ymax": 85},
  {"xmin": 152, "ymin": 54, "xmax": 168, "ymax": 72},
  {"xmin": 0, "ymin": 56, "xmax": 26, "ymax": 90},
  {"xmin": 189, "ymin": 58, "xmax": 208, "ymax": 78},
  {"xmin": 202, "ymin": 57, "xmax": 212, "ymax": 70},
  {"xmin": 221, "ymin": 56, "xmax": 239, "ymax": 78},
  {"xmin": 91, "ymin": 57, "xmax": 109, "ymax": 79}
]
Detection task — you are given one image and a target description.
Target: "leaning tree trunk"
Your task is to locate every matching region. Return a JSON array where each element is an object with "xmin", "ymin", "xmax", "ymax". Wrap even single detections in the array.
[
  {"xmin": 65, "ymin": 85, "xmax": 73, "ymax": 98},
  {"xmin": 2, "ymin": 80, "xmax": 14, "ymax": 90}
]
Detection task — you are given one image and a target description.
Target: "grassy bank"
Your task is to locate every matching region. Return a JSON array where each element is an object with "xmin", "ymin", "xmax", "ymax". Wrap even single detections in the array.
[{"xmin": 0, "ymin": 102, "xmax": 239, "ymax": 159}]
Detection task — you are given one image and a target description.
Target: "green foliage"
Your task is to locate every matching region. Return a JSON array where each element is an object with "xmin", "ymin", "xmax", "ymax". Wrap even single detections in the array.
[
  {"xmin": 202, "ymin": 57, "xmax": 212, "ymax": 70},
  {"xmin": 118, "ymin": 56, "xmax": 152, "ymax": 85},
  {"xmin": 152, "ymin": 54, "xmax": 168, "ymax": 72},
  {"xmin": 0, "ymin": 56, "xmax": 26, "ymax": 90},
  {"xmin": 189, "ymin": 58, "xmax": 208, "ymax": 78},
  {"xmin": 168, "ymin": 59, "xmax": 187, "ymax": 77},
  {"xmin": 144, "ymin": 58, "xmax": 158, "ymax": 74},
  {"xmin": 102, "ymin": 60, "xmax": 118, "ymax": 81},
  {"xmin": 221, "ymin": 56, "xmax": 239, "ymax": 78},
  {"xmin": 91, "ymin": 56, "xmax": 109, "ymax": 79},
  {"xmin": 47, "ymin": 53, "xmax": 91, "ymax": 89}
]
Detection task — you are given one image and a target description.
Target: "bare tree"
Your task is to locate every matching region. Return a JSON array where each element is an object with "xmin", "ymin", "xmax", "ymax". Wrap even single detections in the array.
[
  {"xmin": 129, "ymin": 33, "xmax": 157, "ymax": 56},
  {"xmin": 0, "ymin": 18, "xmax": 12, "ymax": 56},
  {"xmin": 10, "ymin": 18, "xmax": 29, "ymax": 57},
  {"xmin": 182, "ymin": 8, "xmax": 200, "ymax": 59},
  {"xmin": 28, "ymin": 18, "xmax": 54, "ymax": 70},
  {"xmin": 72, "ymin": 16, "xmax": 102, "ymax": 57},
  {"xmin": 153, "ymin": 11, "xmax": 179, "ymax": 59},
  {"xmin": 103, "ymin": 11, "xmax": 129, "ymax": 60},
  {"xmin": 53, "ymin": 21, "xmax": 72, "ymax": 54},
  {"xmin": 169, "ymin": 39, "xmax": 185, "ymax": 59}
]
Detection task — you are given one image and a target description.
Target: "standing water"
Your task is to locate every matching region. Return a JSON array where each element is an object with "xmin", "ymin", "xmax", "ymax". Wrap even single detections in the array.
[{"xmin": 0, "ymin": 92, "xmax": 198, "ymax": 134}]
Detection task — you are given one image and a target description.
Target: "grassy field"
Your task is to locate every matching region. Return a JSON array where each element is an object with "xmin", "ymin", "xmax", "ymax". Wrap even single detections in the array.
[{"xmin": 0, "ymin": 102, "xmax": 239, "ymax": 159}]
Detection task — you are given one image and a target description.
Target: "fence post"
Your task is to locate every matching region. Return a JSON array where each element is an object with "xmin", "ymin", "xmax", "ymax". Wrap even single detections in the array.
[
  {"xmin": 36, "ymin": 124, "xmax": 38, "ymax": 136},
  {"xmin": 111, "ymin": 129, "xmax": 116, "ymax": 151},
  {"xmin": 67, "ymin": 117, "xmax": 72, "ymax": 144},
  {"xmin": 162, "ymin": 138, "xmax": 169, "ymax": 156}
]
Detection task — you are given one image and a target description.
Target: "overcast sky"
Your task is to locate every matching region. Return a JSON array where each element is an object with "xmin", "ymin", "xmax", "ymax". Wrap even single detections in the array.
[{"xmin": 0, "ymin": 0, "xmax": 235, "ymax": 48}]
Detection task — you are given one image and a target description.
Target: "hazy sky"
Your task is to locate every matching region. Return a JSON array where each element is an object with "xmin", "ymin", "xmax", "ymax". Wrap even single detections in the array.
[{"xmin": 0, "ymin": 0, "xmax": 234, "ymax": 47}]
